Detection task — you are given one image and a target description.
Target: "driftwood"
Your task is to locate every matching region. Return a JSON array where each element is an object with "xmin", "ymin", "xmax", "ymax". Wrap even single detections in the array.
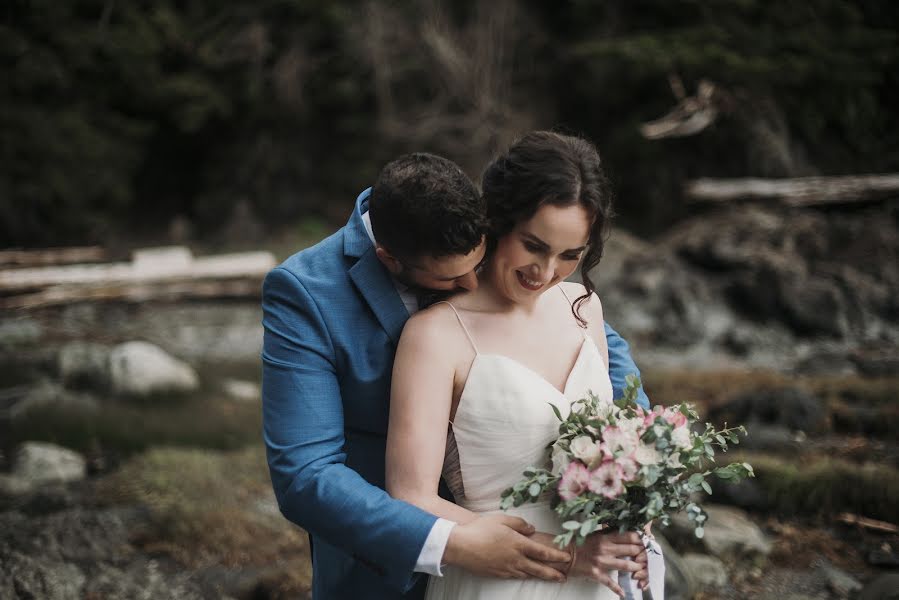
[
  {"xmin": 0, "ymin": 246, "xmax": 105, "ymax": 268},
  {"xmin": 837, "ymin": 512, "xmax": 899, "ymax": 534},
  {"xmin": 0, "ymin": 246, "xmax": 277, "ymax": 308},
  {"xmin": 640, "ymin": 76, "xmax": 719, "ymax": 140},
  {"xmin": 685, "ymin": 174, "xmax": 899, "ymax": 207}
]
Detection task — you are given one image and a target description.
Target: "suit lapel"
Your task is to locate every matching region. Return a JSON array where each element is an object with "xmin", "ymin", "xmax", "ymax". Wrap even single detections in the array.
[{"xmin": 345, "ymin": 188, "xmax": 410, "ymax": 344}]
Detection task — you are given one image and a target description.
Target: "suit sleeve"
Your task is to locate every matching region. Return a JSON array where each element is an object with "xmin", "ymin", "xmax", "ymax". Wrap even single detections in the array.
[
  {"xmin": 262, "ymin": 267, "xmax": 437, "ymax": 592},
  {"xmin": 604, "ymin": 321, "xmax": 651, "ymax": 409}
]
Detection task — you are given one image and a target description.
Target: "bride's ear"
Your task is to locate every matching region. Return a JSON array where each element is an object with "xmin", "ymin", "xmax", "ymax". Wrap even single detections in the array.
[{"xmin": 375, "ymin": 246, "xmax": 402, "ymax": 275}]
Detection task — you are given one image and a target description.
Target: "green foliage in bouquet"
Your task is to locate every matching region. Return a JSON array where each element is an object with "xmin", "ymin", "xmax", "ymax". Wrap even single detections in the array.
[{"xmin": 500, "ymin": 374, "xmax": 754, "ymax": 548}]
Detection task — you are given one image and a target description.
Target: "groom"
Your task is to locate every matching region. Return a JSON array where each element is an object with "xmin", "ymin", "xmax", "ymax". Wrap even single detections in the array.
[{"xmin": 262, "ymin": 153, "xmax": 651, "ymax": 599}]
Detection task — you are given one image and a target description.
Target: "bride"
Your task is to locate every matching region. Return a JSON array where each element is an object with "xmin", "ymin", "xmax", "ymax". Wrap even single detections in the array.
[{"xmin": 386, "ymin": 131, "xmax": 653, "ymax": 599}]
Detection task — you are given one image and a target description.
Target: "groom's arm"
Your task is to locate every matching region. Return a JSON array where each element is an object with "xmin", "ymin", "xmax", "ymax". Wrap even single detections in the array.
[
  {"xmin": 604, "ymin": 322, "xmax": 651, "ymax": 409},
  {"xmin": 262, "ymin": 267, "xmax": 437, "ymax": 593}
]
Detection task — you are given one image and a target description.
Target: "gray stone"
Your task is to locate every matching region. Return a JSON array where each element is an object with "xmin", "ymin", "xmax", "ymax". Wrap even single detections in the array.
[
  {"xmin": 681, "ymin": 553, "xmax": 728, "ymax": 588},
  {"xmin": 221, "ymin": 378, "xmax": 260, "ymax": 402},
  {"xmin": 108, "ymin": 341, "xmax": 199, "ymax": 397},
  {"xmin": 11, "ymin": 442, "xmax": 86, "ymax": 487}
]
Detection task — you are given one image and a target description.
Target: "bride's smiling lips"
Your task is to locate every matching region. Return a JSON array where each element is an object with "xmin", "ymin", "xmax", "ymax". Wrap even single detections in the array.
[{"xmin": 516, "ymin": 270, "xmax": 545, "ymax": 291}]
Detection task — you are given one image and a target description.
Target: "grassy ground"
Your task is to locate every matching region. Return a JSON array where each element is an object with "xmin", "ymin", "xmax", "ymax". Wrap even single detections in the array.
[
  {"xmin": 95, "ymin": 445, "xmax": 312, "ymax": 598},
  {"xmin": 5, "ymin": 367, "xmax": 896, "ymax": 597}
]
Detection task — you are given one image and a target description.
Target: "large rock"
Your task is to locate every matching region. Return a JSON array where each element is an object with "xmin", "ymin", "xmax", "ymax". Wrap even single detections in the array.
[
  {"xmin": 591, "ymin": 231, "xmax": 736, "ymax": 349},
  {"xmin": 662, "ymin": 204, "xmax": 899, "ymax": 341},
  {"xmin": 681, "ymin": 553, "xmax": 728, "ymax": 589},
  {"xmin": 108, "ymin": 341, "xmax": 199, "ymax": 397},
  {"xmin": 668, "ymin": 504, "xmax": 772, "ymax": 559}
]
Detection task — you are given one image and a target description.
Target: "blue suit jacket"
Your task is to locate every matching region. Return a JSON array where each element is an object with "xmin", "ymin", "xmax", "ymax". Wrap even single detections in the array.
[{"xmin": 262, "ymin": 188, "xmax": 650, "ymax": 600}]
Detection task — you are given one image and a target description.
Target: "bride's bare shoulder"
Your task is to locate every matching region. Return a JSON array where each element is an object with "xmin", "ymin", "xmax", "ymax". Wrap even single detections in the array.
[
  {"xmin": 399, "ymin": 299, "xmax": 474, "ymax": 355},
  {"xmin": 559, "ymin": 282, "xmax": 603, "ymax": 310}
]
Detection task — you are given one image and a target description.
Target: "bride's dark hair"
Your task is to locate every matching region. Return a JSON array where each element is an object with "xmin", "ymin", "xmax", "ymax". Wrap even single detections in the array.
[{"xmin": 481, "ymin": 131, "xmax": 614, "ymax": 327}]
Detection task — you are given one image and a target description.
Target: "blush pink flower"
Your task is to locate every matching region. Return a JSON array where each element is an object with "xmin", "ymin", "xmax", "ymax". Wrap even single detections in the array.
[
  {"xmin": 588, "ymin": 462, "xmax": 625, "ymax": 499},
  {"xmin": 643, "ymin": 407, "xmax": 664, "ymax": 428},
  {"xmin": 664, "ymin": 407, "xmax": 688, "ymax": 428},
  {"xmin": 615, "ymin": 456, "xmax": 639, "ymax": 482},
  {"xmin": 558, "ymin": 461, "xmax": 591, "ymax": 500}
]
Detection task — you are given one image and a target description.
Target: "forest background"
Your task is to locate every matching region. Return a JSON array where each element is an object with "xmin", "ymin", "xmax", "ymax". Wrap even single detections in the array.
[{"xmin": 3, "ymin": 0, "xmax": 898, "ymax": 247}]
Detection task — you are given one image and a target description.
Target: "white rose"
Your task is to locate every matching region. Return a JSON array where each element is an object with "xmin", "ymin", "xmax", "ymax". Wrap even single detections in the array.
[
  {"xmin": 666, "ymin": 451, "xmax": 683, "ymax": 469},
  {"xmin": 618, "ymin": 416, "xmax": 642, "ymax": 434},
  {"xmin": 602, "ymin": 427, "xmax": 638, "ymax": 457},
  {"xmin": 671, "ymin": 425, "xmax": 692, "ymax": 450},
  {"xmin": 569, "ymin": 435, "xmax": 602, "ymax": 467},
  {"xmin": 551, "ymin": 443, "xmax": 572, "ymax": 476},
  {"xmin": 634, "ymin": 442, "xmax": 660, "ymax": 466}
]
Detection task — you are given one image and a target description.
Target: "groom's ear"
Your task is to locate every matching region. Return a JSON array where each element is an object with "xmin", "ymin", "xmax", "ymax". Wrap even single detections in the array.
[{"xmin": 375, "ymin": 246, "xmax": 402, "ymax": 275}]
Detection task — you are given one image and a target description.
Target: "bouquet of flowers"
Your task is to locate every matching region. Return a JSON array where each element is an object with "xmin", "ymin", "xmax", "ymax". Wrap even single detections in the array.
[{"xmin": 500, "ymin": 374, "xmax": 754, "ymax": 549}]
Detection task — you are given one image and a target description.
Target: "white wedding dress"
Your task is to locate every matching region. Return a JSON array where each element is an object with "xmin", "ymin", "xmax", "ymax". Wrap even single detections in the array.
[{"xmin": 426, "ymin": 296, "xmax": 619, "ymax": 600}]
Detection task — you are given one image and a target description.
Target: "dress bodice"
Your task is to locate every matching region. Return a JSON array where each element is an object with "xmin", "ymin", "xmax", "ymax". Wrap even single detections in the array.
[{"xmin": 438, "ymin": 303, "xmax": 614, "ymax": 512}]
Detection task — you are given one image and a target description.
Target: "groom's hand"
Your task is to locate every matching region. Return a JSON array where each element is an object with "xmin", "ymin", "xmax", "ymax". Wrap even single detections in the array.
[{"xmin": 442, "ymin": 514, "xmax": 570, "ymax": 582}]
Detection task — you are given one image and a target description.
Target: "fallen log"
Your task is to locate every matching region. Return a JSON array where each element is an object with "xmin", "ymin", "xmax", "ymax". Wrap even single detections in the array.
[
  {"xmin": 0, "ymin": 246, "xmax": 276, "ymax": 292},
  {"xmin": 0, "ymin": 277, "xmax": 266, "ymax": 309},
  {"xmin": 685, "ymin": 174, "xmax": 899, "ymax": 207},
  {"xmin": 0, "ymin": 246, "xmax": 106, "ymax": 268}
]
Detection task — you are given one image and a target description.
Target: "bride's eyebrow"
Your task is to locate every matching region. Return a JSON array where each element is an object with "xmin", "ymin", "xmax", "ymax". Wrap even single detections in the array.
[{"xmin": 521, "ymin": 232, "xmax": 586, "ymax": 253}]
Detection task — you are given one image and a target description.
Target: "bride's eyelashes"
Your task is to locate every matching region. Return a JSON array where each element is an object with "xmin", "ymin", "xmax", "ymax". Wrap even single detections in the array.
[{"xmin": 522, "ymin": 240, "xmax": 582, "ymax": 262}]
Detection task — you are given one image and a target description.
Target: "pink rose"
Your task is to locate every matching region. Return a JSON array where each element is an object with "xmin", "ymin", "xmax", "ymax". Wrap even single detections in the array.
[
  {"xmin": 558, "ymin": 462, "xmax": 591, "ymax": 500},
  {"xmin": 587, "ymin": 462, "xmax": 625, "ymax": 499}
]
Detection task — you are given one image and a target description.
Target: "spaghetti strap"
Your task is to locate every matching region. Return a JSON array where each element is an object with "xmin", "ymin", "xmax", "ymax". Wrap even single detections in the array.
[
  {"xmin": 558, "ymin": 285, "xmax": 590, "ymax": 334},
  {"xmin": 433, "ymin": 301, "xmax": 479, "ymax": 355}
]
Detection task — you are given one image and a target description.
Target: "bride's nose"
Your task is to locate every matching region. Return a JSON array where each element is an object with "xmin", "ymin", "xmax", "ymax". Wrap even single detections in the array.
[{"xmin": 529, "ymin": 260, "xmax": 556, "ymax": 283}]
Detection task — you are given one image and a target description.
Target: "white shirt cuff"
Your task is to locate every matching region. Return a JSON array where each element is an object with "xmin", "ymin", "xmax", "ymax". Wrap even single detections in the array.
[{"xmin": 414, "ymin": 518, "xmax": 456, "ymax": 576}]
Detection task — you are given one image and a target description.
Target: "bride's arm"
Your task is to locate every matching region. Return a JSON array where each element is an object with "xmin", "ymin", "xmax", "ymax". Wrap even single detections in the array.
[{"xmin": 386, "ymin": 309, "xmax": 477, "ymax": 525}]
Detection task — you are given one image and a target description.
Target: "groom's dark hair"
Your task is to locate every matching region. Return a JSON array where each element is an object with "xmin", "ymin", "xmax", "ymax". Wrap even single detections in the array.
[{"xmin": 370, "ymin": 153, "xmax": 487, "ymax": 260}]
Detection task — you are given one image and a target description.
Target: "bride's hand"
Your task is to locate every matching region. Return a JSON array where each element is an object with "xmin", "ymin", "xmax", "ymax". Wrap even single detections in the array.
[{"xmin": 567, "ymin": 530, "xmax": 646, "ymax": 597}]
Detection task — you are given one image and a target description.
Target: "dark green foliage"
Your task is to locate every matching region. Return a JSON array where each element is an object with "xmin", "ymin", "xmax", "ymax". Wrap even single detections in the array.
[{"xmin": 2, "ymin": 0, "xmax": 897, "ymax": 244}]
